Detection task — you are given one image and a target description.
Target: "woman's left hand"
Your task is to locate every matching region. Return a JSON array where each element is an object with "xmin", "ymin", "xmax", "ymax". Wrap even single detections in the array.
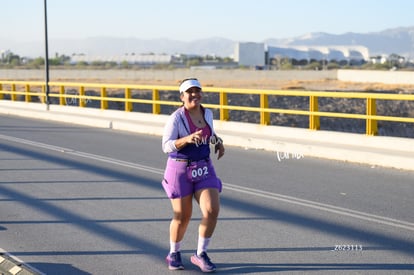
[{"xmin": 215, "ymin": 142, "xmax": 225, "ymax": 160}]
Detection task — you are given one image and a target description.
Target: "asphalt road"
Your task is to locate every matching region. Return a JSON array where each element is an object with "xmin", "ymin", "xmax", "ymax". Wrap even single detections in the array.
[{"xmin": 1, "ymin": 115, "xmax": 413, "ymax": 274}]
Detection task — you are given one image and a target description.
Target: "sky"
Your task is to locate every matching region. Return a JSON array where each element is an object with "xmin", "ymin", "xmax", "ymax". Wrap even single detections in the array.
[{"xmin": 2, "ymin": 0, "xmax": 414, "ymax": 43}]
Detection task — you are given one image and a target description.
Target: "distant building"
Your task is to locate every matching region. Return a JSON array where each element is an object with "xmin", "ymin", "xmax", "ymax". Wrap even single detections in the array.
[
  {"xmin": 267, "ymin": 45, "xmax": 369, "ymax": 65},
  {"xmin": 70, "ymin": 53, "xmax": 173, "ymax": 65},
  {"xmin": 234, "ymin": 42, "xmax": 265, "ymax": 67},
  {"xmin": 370, "ymin": 54, "xmax": 405, "ymax": 65},
  {"xmin": 370, "ymin": 55, "xmax": 388, "ymax": 64},
  {"xmin": 234, "ymin": 42, "xmax": 369, "ymax": 67}
]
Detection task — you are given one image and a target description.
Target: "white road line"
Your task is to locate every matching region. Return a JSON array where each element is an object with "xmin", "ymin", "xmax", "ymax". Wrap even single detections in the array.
[
  {"xmin": 0, "ymin": 134, "xmax": 164, "ymax": 175},
  {"xmin": 223, "ymin": 183, "xmax": 414, "ymax": 231},
  {"xmin": 1, "ymin": 133, "xmax": 413, "ymax": 232}
]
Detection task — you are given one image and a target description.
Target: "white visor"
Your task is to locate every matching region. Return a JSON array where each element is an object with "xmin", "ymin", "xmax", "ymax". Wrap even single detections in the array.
[{"xmin": 179, "ymin": 79, "xmax": 202, "ymax": 93}]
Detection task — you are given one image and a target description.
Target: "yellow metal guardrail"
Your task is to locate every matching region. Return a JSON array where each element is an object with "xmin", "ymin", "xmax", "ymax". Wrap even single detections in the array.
[{"xmin": 1, "ymin": 80, "xmax": 414, "ymax": 136}]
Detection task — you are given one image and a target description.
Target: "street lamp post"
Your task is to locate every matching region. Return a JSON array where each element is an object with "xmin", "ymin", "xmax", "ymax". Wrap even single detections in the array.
[{"xmin": 44, "ymin": 0, "xmax": 50, "ymax": 109}]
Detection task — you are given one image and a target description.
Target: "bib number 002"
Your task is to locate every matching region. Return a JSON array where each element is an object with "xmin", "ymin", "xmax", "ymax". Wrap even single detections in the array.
[{"xmin": 192, "ymin": 166, "xmax": 209, "ymax": 179}]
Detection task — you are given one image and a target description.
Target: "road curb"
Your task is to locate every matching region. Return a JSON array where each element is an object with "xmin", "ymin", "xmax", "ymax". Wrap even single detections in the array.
[{"xmin": 0, "ymin": 251, "xmax": 43, "ymax": 275}]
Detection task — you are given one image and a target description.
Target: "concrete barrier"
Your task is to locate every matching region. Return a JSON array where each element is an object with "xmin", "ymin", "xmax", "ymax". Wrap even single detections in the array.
[
  {"xmin": 1, "ymin": 100, "xmax": 413, "ymax": 171},
  {"xmin": 338, "ymin": 69, "xmax": 414, "ymax": 85}
]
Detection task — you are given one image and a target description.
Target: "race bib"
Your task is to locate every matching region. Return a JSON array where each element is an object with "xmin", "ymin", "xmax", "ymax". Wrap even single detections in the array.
[{"xmin": 187, "ymin": 160, "xmax": 210, "ymax": 183}]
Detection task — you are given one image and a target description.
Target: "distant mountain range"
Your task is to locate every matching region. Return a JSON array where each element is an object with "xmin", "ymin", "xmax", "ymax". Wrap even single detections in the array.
[
  {"xmin": 264, "ymin": 26, "xmax": 414, "ymax": 58},
  {"xmin": 2, "ymin": 26, "xmax": 414, "ymax": 58}
]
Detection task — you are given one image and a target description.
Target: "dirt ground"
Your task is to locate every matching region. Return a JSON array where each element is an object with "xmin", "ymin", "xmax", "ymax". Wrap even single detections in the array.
[
  {"xmin": 54, "ymin": 77, "xmax": 414, "ymax": 92},
  {"xmin": 2, "ymin": 68, "xmax": 414, "ymax": 92}
]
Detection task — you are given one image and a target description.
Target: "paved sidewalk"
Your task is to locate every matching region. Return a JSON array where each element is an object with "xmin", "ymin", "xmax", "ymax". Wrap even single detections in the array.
[{"xmin": 1, "ymin": 100, "xmax": 413, "ymax": 171}]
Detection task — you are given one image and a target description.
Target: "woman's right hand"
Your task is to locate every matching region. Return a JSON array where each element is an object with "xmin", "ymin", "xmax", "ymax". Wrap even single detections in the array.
[
  {"xmin": 175, "ymin": 129, "xmax": 203, "ymax": 150},
  {"xmin": 188, "ymin": 129, "xmax": 203, "ymax": 144}
]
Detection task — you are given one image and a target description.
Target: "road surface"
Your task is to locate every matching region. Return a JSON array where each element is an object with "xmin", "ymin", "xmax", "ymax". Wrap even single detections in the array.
[{"xmin": 1, "ymin": 115, "xmax": 413, "ymax": 274}]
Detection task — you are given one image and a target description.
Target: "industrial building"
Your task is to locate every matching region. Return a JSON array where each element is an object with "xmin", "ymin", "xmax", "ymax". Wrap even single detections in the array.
[
  {"xmin": 234, "ymin": 42, "xmax": 370, "ymax": 67},
  {"xmin": 234, "ymin": 42, "xmax": 266, "ymax": 67}
]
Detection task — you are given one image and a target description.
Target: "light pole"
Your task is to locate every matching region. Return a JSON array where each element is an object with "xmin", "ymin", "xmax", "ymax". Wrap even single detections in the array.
[{"xmin": 44, "ymin": 0, "xmax": 50, "ymax": 109}]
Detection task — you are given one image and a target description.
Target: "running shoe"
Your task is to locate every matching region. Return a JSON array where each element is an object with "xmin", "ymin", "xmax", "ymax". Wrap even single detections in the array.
[
  {"xmin": 190, "ymin": 252, "xmax": 216, "ymax": 272},
  {"xmin": 166, "ymin": 252, "xmax": 184, "ymax": 270}
]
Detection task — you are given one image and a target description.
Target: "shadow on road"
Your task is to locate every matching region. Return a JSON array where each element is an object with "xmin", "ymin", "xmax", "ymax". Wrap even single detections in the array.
[{"xmin": 1, "ymin": 141, "xmax": 413, "ymax": 274}]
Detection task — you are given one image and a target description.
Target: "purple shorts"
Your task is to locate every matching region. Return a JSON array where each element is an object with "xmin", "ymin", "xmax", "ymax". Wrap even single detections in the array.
[{"xmin": 161, "ymin": 157, "xmax": 222, "ymax": 199}]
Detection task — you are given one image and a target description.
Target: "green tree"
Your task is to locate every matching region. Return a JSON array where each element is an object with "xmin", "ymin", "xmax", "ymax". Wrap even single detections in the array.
[
  {"xmin": 119, "ymin": 61, "xmax": 130, "ymax": 69},
  {"xmin": 186, "ymin": 59, "xmax": 200, "ymax": 67},
  {"xmin": 2, "ymin": 51, "xmax": 21, "ymax": 66},
  {"xmin": 27, "ymin": 57, "xmax": 45, "ymax": 68},
  {"xmin": 76, "ymin": 61, "xmax": 88, "ymax": 68}
]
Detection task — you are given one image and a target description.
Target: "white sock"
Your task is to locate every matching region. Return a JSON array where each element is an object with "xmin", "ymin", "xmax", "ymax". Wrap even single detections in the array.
[
  {"xmin": 197, "ymin": 236, "xmax": 211, "ymax": 256},
  {"xmin": 170, "ymin": 240, "xmax": 181, "ymax": 253}
]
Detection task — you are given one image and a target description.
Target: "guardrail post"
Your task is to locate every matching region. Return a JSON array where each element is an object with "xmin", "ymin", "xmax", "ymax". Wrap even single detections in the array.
[
  {"xmin": 25, "ymin": 84, "xmax": 32, "ymax": 102},
  {"xmin": 0, "ymin": 84, "xmax": 3, "ymax": 100},
  {"xmin": 219, "ymin": 91, "xmax": 229, "ymax": 121},
  {"xmin": 260, "ymin": 93, "xmax": 270, "ymax": 125},
  {"xmin": 59, "ymin": 85, "xmax": 65, "ymax": 105},
  {"xmin": 125, "ymin": 88, "xmax": 132, "ymax": 112},
  {"xmin": 101, "ymin": 87, "xmax": 108, "ymax": 110},
  {"xmin": 366, "ymin": 98, "xmax": 378, "ymax": 135},
  {"xmin": 79, "ymin": 86, "xmax": 86, "ymax": 107},
  {"xmin": 41, "ymin": 85, "xmax": 46, "ymax": 103},
  {"xmin": 11, "ymin": 83, "xmax": 17, "ymax": 101},
  {"xmin": 309, "ymin": 95, "xmax": 320, "ymax": 130},
  {"xmin": 152, "ymin": 89, "xmax": 160, "ymax": 114}
]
